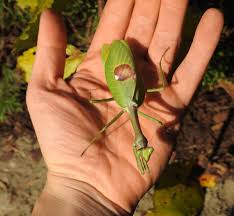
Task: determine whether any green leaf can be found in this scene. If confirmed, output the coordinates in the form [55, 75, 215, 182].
[16, 45, 85, 82]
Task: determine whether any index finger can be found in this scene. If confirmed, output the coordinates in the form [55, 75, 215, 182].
[30, 9, 67, 86]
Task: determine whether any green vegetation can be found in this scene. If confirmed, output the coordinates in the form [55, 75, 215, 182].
[203, 32, 234, 87]
[0, 1, 30, 122]
[0, 65, 23, 121]
[0, 0, 99, 122]
[188, 0, 234, 87]
[15, 0, 99, 52]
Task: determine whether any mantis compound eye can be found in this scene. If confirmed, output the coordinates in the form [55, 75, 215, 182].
[114, 64, 136, 81]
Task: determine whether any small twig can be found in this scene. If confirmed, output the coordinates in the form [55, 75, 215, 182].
[66, 17, 85, 41]
[85, 17, 93, 37]
[210, 108, 233, 161]
[97, 0, 105, 17]
[85, 16, 94, 44]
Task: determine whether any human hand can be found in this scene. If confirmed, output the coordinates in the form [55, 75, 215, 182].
[27, 1, 223, 214]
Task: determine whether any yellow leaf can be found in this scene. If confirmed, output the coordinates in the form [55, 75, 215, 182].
[147, 161, 204, 216]
[16, 47, 36, 82]
[16, 0, 38, 11]
[16, 45, 85, 82]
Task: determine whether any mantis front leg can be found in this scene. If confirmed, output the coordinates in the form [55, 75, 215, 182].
[147, 48, 169, 93]
[127, 105, 154, 174]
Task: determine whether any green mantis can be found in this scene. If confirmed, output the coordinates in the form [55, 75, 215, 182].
[81, 40, 168, 175]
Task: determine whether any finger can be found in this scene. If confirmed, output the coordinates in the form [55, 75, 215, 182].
[125, 0, 160, 56]
[171, 9, 224, 106]
[148, 0, 188, 73]
[88, 0, 134, 53]
[31, 9, 67, 86]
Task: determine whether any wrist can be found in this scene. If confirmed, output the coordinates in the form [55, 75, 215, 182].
[32, 173, 130, 216]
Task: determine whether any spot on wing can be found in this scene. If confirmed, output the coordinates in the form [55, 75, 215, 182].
[114, 64, 136, 81]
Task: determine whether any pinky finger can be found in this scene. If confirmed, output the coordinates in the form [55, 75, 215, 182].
[171, 8, 224, 106]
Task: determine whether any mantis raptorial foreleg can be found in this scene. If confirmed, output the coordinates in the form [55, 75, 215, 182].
[133, 145, 154, 174]
[127, 106, 154, 174]
[80, 110, 125, 156]
[89, 97, 114, 104]
[147, 47, 169, 93]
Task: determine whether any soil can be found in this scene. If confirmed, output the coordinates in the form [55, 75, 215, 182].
[0, 87, 233, 216]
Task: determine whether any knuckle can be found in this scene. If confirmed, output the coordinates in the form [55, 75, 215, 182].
[128, 15, 154, 36]
[154, 30, 180, 46]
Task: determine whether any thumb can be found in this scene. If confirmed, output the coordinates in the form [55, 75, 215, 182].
[30, 9, 67, 87]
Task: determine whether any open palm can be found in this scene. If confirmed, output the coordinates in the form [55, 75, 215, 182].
[28, 1, 223, 214]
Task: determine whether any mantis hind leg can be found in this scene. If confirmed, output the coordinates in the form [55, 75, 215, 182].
[89, 97, 114, 104]
[80, 110, 125, 156]
[138, 110, 163, 125]
[147, 47, 169, 93]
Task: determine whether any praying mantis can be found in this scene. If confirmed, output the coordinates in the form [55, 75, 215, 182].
[81, 40, 168, 175]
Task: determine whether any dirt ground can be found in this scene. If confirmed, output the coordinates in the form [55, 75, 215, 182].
[0, 86, 233, 216]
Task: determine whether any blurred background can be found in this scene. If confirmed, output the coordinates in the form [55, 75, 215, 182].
[0, 0, 233, 215]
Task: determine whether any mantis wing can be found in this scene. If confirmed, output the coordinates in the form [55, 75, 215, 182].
[133, 69, 145, 107]
[101, 44, 111, 65]
[102, 40, 137, 108]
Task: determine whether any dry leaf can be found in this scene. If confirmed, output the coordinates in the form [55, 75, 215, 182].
[218, 80, 234, 100]
[199, 173, 217, 188]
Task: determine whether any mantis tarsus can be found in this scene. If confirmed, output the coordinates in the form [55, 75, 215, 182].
[81, 40, 168, 175]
